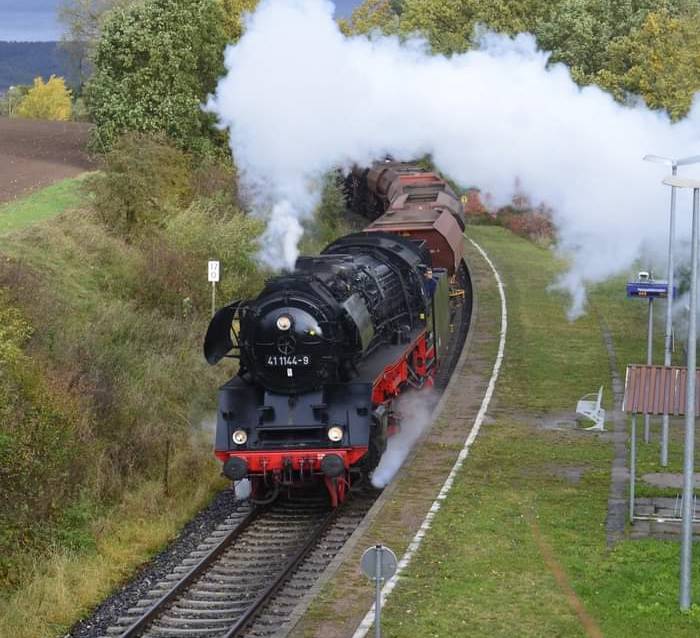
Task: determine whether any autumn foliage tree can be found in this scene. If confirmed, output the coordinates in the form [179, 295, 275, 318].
[594, 8, 700, 120]
[347, 0, 700, 120]
[16, 76, 72, 121]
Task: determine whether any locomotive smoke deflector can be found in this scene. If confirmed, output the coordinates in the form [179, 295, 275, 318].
[204, 300, 242, 365]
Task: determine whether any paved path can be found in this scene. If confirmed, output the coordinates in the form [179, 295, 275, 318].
[599, 317, 629, 546]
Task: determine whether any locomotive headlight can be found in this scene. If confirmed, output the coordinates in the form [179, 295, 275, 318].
[232, 429, 248, 445]
[327, 426, 343, 442]
[276, 315, 292, 331]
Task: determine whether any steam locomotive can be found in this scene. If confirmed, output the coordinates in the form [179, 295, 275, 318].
[204, 161, 471, 505]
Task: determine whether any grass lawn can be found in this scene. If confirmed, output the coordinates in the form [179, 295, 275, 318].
[0, 175, 90, 234]
[378, 226, 700, 637]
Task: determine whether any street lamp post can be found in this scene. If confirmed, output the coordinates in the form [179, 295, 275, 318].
[662, 175, 700, 611]
[644, 155, 700, 464]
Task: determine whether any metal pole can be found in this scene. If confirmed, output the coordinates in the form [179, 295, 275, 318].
[645, 297, 654, 443]
[680, 187, 699, 610]
[662, 166, 678, 466]
[630, 415, 637, 523]
[375, 545, 382, 638]
[211, 282, 216, 318]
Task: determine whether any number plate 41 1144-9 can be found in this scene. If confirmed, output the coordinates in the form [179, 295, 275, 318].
[266, 355, 310, 366]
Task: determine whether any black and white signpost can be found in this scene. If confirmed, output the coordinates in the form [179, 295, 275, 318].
[208, 260, 220, 318]
[360, 544, 398, 638]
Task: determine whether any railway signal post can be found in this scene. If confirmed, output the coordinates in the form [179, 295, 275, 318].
[208, 259, 220, 318]
[644, 154, 700, 464]
[662, 175, 700, 610]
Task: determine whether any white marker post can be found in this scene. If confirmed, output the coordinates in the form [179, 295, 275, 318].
[208, 260, 220, 317]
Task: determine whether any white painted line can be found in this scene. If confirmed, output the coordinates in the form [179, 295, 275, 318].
[352, 238, 508, 637]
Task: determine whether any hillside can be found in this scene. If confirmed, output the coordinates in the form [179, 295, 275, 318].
[0, 42, 77, 92]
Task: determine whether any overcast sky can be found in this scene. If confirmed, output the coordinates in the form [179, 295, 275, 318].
[0, 0, 362, 42]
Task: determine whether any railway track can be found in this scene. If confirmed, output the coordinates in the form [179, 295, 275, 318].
[91, 271, 473, 638]
[103, 491, 373, 638]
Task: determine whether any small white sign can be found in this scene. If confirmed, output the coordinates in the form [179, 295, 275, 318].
[208, 260, 220, 283]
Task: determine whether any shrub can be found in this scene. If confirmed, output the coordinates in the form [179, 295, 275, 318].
[163, 197, 265, 310]
[86, 132, 193, 239]
[16, 76, 72, 121]
[497, 206, 556, 244]
[0, 290, 90, 586]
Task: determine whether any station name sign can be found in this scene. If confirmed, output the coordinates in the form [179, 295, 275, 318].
[626, 281, 676, 299]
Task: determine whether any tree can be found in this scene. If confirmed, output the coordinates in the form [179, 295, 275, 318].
[534, 0, 690, 80]
[0, 85, 30, 118]
[220, 0, 259, 41]
[339, 0, 401, 36]
[85, 0, 229, 153]
[594, 8, 700, 120]
[399, 0, 554, 54]
[16, 76, 72, 121]
[347, 0, 700, 121]
[58, 0, 135, 89]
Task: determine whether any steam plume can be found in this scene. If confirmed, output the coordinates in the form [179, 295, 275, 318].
[371, 391, 436, 489]
[207, 0, 700, 313]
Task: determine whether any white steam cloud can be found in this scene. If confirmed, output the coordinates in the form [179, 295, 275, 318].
[207, 0, 700, 314]
[370, 391, 436, 489]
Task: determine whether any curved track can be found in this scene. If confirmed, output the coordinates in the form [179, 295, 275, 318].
[98, 263, 474, 638]
[104, 493, 374, 638]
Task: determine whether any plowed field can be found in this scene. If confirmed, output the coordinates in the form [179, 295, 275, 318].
[0, 117, 94, 203]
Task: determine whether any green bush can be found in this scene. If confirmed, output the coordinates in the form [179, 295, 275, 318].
[86, 133, 193, 239]
[86, 0, 228, 153]
[0, 291, 90, 586]
[164, 197, 266, 309]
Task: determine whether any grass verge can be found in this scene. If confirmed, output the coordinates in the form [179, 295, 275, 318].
[0, 174, 91, 233]
[377, 226, 700, 636]
[294, 226, 700, 637]
[0, 456, 225, 638]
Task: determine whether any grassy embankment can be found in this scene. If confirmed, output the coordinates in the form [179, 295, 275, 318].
[0, 175, 89, 233]
[0, 156, 352, 638]
[375, 226, 700, 636]
[0, 196, 231, 636]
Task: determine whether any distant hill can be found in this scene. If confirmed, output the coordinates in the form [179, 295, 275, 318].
[0, 42, 77, 94]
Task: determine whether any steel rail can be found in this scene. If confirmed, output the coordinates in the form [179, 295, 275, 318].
[118, 505, 260, 638]
[222, 507, 339, 637]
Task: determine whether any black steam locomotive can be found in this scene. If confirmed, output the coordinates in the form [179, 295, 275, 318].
[205, 163, 469, 505]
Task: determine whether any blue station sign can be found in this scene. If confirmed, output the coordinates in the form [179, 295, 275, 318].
[626, 281, 676, 299]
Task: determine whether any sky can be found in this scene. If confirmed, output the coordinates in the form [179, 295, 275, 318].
[0, 0, 362, 42]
